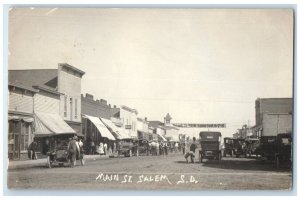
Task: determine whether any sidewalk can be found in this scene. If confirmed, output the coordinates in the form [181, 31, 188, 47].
[7, 154, 110, 170]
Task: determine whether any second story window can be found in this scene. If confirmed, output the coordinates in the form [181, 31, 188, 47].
[64, 96, 67, 117]
[75, 98, 78, 119]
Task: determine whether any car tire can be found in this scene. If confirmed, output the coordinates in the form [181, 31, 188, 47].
[129, 150, 132, 157]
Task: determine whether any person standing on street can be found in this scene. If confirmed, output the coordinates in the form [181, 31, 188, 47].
[28, 138, 38, 160]
[184, 137, 197, 163]
[68, 136, 78, 167]
[104, 142, 108, 155]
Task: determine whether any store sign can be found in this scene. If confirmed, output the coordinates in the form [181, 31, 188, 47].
[125, 125, 132, 129]
[173, 123, 226, 128]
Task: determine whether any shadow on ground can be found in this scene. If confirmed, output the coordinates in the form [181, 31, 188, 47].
[174, 158, 292, 172]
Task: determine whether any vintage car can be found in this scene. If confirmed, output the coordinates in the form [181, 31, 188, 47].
[137, 139, 150, 156]
[117, 138, 135, 157]
[274, 133, 292, 168]
[38, 133, 84, 168]
[260, 133, 292, 168]
[223, 137, 234, 157]
[199, 131, 222, 163]
[232, 138, 246, 158]
[260, 136, 277, 161]
[245, 138, 261, 158]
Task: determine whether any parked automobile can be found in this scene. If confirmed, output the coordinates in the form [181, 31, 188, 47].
[137, 139, 150, 156]
[245, 138, 261, 158]
[274, 133, 292, 169]
[223, 137, 234, 157]
[199, 131, 222, 163]
[117, 139, 135, 157]
[260, 132, 292, 168]
[232, 138, 246, 158]
[38, 133, 84, 168]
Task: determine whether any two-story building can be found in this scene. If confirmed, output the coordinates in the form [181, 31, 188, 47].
[119, 105, 138, 139]
[8, 82, 36, 160]
[137, 117, 149, 140]
[8, 63, 84, 159]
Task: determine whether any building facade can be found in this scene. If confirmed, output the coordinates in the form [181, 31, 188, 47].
[137, 117, 149, 140]
[255, 98, 293, 126]
[8, 63, 85, 159]
[119, 105, 138, 139]
[255, 98, 293, 138]
[8, 83, 36, 160]
[81, 93, 117, 144]
[58, 63, 85, 133]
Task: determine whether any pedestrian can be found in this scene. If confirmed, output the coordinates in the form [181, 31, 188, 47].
[68, 136, 79, 167]
[113, 142, 116, 154]
[99, 142, 104, 155]
[104, 142, 108, 155]
[184, 137, 197, 163]
[164, 142, 168, 155]
[90, 140, 95, 155]
[175, 142, 179, 152]
[27, 138, 38, 160]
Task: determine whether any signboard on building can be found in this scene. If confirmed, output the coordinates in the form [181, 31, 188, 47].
[173, 123, 226, 128]
[125, 125, 132, 129]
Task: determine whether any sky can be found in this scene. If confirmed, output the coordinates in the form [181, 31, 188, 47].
[8, 8, 294, 138]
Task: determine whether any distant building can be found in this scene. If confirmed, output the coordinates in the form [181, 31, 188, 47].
[148, 113, 180, 142]
[137, 117, 149, 140]
[120, 105, 138, 139]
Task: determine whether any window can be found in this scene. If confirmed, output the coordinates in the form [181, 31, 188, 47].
[64, 96, 67, 117]
[75, 98, 78, 119]
[70, 98, 73, 120]
[20, 123, 30, 151]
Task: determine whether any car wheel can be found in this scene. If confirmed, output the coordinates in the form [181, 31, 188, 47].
[81, 158, 85, 166]
[200, 153, 203, 163]
[129, 150, 132, 157]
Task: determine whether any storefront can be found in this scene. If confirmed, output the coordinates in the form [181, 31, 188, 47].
[8, 113, 34, 160]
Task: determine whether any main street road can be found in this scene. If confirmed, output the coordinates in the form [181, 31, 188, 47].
[7, 153, 292, 190]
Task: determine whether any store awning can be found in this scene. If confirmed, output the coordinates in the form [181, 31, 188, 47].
[116, 127, 131, 139]
[100, 118, 122, 139]
[34, 112, 75, 137]
[8, 115, 34, 122]
[83, 115, 115, 140]
[157, 132, 167, 142]
[165, 134, 179, 142]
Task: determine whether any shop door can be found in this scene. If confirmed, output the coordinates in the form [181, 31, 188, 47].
[8, 121, 20, 160]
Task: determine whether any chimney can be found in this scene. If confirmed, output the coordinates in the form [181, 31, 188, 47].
[86, 93, 94, 100]
[145, 117, 147, 121]
[114, 105, 117, 108]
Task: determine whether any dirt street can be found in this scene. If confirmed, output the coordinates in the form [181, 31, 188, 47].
[7, 152, 292, 191]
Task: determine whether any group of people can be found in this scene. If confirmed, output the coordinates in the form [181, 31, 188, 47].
[149, 141, 169, 156]
[67, 135, 84, 167]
